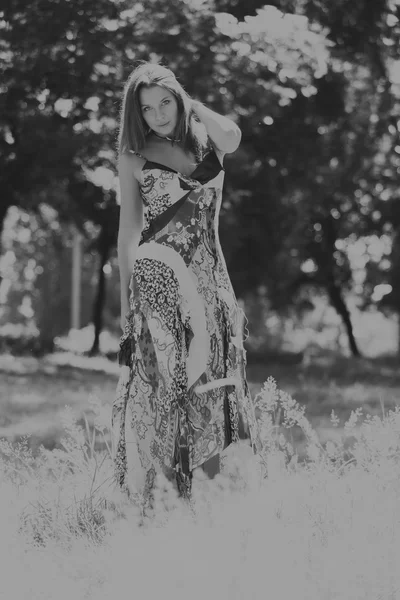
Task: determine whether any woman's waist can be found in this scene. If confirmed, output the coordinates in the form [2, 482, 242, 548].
[134, 241, 232, 296]
[136, 236, 227, 271]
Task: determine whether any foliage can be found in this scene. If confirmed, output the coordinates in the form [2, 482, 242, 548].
[0, 400, 116, 546]
[0, 206, 103, 350]
[2, 0, 400, 353]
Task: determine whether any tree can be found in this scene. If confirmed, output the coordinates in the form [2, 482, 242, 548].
[3, 0, 400, 357]
[0, 0, 126, 347]
[211, 1, 400, 355]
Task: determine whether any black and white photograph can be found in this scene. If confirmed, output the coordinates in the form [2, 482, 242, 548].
[1, 0, 400, 598]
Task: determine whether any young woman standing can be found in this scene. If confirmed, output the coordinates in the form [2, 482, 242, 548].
[113, 61, 261, 508]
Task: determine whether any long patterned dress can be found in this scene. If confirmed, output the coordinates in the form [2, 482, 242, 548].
[112, 146, 262, 504]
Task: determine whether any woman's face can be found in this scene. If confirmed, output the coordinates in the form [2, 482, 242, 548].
[139, 85, 179, 138]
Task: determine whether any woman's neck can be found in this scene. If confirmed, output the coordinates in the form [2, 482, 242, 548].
[151, 131, 181, 144]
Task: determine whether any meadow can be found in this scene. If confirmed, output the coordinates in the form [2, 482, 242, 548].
[1, 349, 400, 599]
[1, 349, 400, 457]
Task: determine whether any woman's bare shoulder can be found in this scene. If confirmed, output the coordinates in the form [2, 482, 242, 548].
[118, 150, 147, 181]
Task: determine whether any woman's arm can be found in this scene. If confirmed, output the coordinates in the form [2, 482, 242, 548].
[117, 153, 144, 330]
[191, 100, 241, 154]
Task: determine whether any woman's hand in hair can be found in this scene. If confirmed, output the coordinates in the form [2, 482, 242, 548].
[190, 99, 241, 154]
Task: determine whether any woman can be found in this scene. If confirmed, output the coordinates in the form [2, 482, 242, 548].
[112, 61, 261, 507]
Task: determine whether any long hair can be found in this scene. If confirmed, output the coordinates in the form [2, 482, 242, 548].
[117, 62, 209, 162]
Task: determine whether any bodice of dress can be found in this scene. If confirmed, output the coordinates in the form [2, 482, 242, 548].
[137, 149, 226, 260]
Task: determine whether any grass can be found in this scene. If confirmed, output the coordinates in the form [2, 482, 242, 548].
[2, 348, 399, 460]
[0, 352, 117, 452]
[249, 350, 400, 458]
[2, 355, 400, 599]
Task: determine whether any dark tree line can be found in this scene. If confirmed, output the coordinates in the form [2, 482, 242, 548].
[1, 0, 400, 355]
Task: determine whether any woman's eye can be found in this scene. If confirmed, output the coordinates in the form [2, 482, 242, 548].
[163, 100, 170, 105]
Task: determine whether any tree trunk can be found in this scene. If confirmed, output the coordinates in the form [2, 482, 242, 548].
[70, 229, 83, 330]
[311, 214, 361, 357]
[89, 229, 112, 356]
[389, 232, 400, 359]
[326, 280, 361, 357]
[0, 201, 11, 241]
[0, 202, 11, 284]
[394, 307, 400, 361]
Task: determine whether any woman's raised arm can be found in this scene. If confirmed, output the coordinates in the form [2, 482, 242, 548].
[191, 100, 241, 154]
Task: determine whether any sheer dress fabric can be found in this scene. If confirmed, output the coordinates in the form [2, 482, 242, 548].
[112, 147, 262, 504]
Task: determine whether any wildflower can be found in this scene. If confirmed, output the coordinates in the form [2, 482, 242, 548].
[330, 410, 340, 427]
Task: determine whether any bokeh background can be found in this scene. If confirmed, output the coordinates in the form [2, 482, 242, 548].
[2, 0, 400, 456]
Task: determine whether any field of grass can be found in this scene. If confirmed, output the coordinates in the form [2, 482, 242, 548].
[249, 351, 400, 457]
[0, 352, 118, 452]
[2, 349, 400, 599]
[1, 349, 400, 458]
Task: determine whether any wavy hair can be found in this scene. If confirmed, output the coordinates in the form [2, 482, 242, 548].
[117, 62, 209, 162]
